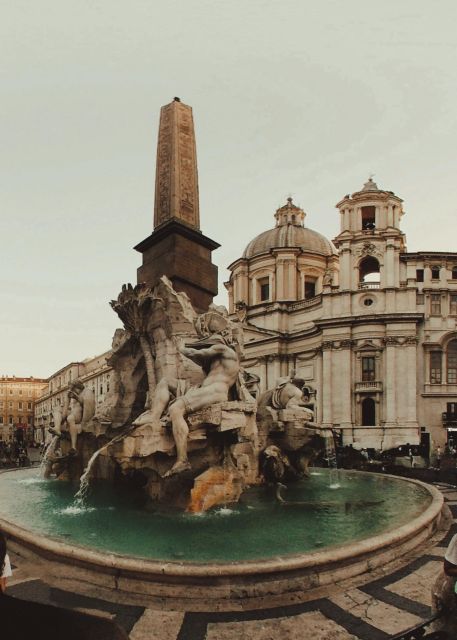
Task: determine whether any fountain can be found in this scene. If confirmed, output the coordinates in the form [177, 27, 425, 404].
[0, 274, 446, 608]
[0, 98, 448, 611]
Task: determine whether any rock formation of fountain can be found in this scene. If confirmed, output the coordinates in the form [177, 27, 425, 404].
[44, 276, 330, 512]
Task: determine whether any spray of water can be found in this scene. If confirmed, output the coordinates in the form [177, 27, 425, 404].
[322, 429, 340, 489]
[74, 429, 132, 506]
[38, 435, 59, 477]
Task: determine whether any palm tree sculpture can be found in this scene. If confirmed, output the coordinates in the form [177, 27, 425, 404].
[110, 283, 158, 401]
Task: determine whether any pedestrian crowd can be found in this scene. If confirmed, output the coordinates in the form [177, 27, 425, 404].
[0, 442, 30, 468]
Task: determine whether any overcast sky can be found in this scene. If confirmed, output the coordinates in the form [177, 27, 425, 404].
[2, 1, 457, 378]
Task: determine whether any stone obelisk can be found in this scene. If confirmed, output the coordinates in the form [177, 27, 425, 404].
[135, 98, 220, 312]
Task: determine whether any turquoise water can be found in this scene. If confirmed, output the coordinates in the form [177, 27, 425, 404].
[0, 468, 431, 563]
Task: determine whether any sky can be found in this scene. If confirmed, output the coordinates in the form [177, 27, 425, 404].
[2, 0, 457, 378]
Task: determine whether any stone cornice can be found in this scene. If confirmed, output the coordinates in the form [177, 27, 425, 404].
[316, 313, 423, 330]
[134, 220, 220, 254]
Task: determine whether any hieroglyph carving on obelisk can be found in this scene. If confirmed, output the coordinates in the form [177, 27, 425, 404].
[154, 98, 200, 230]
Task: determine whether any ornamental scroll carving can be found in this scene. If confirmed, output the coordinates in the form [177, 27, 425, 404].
[355, 242, 383, 260]
[382, 335, 418, 346]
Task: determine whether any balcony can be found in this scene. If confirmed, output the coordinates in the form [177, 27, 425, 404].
[442, 412, 457, 427]
[355, 381, 383, 393]
[358, 282, 380, 290]
[289, 294, 323, 312]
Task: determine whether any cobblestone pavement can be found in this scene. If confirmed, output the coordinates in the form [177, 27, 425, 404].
[6, 483, 457, 640]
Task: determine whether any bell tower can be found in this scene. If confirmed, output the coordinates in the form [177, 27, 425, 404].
[134, 98, 220, 312]
[333, 177, 406, 291]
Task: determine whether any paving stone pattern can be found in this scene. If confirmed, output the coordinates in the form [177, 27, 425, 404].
[8, 483, 456, 640]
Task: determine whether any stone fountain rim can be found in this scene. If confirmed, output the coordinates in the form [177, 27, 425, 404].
[0, 468, 443, 579]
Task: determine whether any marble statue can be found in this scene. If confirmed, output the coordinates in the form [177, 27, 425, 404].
[49, 381, 96, 452]
[259, 374, 315, 417]
[131, 304, 247, 476]
[257, 374, 325, 482]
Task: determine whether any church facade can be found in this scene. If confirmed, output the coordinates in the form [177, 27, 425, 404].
[226, 178, 457, 455]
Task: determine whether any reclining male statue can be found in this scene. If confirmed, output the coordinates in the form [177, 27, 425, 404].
[133, 308, 244, 476]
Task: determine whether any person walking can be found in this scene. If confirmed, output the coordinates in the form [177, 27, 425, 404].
[0, 531, 12, 593]
[436, 445, 442, 469]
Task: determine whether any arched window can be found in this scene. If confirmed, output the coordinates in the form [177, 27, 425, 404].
[359, 256, 380, 288]
[447, 340, 457, 384]
[361, 206, 376, 230]
[361, 397, 376, 426]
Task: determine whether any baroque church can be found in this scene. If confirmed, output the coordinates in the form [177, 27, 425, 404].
[34, 99, 457, 459]
[225, 179, 457, 455]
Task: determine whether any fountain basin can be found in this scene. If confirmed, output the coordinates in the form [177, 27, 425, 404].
[0, 468, 446, 610]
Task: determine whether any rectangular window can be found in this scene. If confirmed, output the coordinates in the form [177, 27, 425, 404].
[431, 266, 440, 279]
[8, 401, 12, 409]
[431, 293, 441, 315]
[448, 349, 457, 384]
[304, 279, 317, 300]
[362, 356, 376, 381]
[416, 293, 425, 305]
[18, 402, 23, 410]
[430, 352, 442, 384]
[448, 403, 457, 416]
[27, 402, 32, 410]
[8, 416, 13, 424]
[416, 269, 424, 282]
[451, 294, 457, 315]
[0, 417, 3, 424]
[258, 277, 270, 302]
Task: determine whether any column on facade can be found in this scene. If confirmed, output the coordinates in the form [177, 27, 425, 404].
[337, 342, 352, 428]
[406, 337, 418, 425]
[260, 356, 268, 393]
[316, 352, 323, 424]
[276, 259, 285, 300]
[384, 337, 397, 427]
[356, 207, 362, 232]
[387, 204, 394, 227]
[342, 208, 350, 232]
[339, 247, 352, 291]
[321, 342, 333, 427]
[239, 269, 248, 305]
[396, 343, 407, 424]
[280, 355, 289, 378]
[384, 244, 395, 288]
[393, 205, 400, 228]
[375, 205, 381, 229]
[272, 356, 281, 386]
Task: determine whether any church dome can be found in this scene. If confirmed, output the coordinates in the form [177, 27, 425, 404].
[242, 198, 337, 259]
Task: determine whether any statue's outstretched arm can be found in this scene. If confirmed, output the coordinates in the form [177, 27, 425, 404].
[180, 344, 226, 363]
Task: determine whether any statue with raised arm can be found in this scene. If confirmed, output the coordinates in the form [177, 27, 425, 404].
[132, 306, 242, 476]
